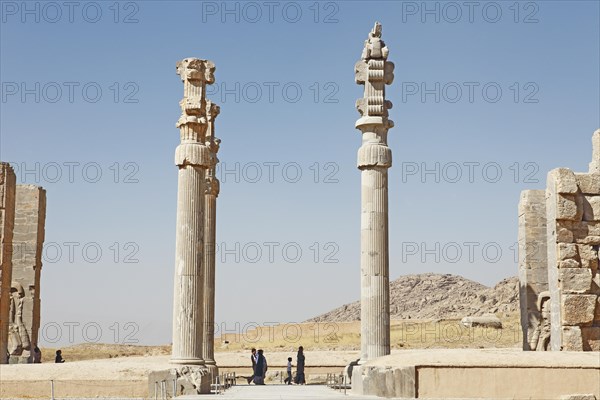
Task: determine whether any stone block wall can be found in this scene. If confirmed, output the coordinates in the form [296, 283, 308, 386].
[9, 185, 46, 363]
[0, 163, 16, 364]
[519, 129, 600, 352]
[518, 190, 549, 350]
[546, 167, 600, 351]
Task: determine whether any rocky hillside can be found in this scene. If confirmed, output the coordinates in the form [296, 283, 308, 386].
[307, 273, 519, 322]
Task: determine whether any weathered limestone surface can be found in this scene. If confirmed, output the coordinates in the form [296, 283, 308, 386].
[148, 366, 210, 397]
[562, 294, 597, 325]
[518, 189, 548, 350]
[355, 22, 395, 362]
[9, 185, 46, 364]
[581, 326, 600, 351]
[352, 349, 600, 399]
[201, 99, 220, 374]
[519, 131, 600, 352]
[171, 58, 215, 373]
[352, 365, 416, 398]
[545, 132, 600, 351]
[0, 163, 16, 364]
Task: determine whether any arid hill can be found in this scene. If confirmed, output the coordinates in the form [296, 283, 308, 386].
[307, 273, 519, 322]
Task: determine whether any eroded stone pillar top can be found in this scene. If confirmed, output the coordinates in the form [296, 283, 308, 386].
[361, 22, 389, 61]
[590, 128, 600, 173]
[355, 23, 394, 170]
[355, 22, 395, 131]
[176, 58, 215, 85]
[205, 100, 220, 147]
[205, 100, 221, 198]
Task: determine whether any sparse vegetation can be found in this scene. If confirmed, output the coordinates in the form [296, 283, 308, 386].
[41, 312, 521, 362]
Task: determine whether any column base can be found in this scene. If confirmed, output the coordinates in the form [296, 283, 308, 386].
[204, 363, 219, 383]
[149, 365, 211, 396]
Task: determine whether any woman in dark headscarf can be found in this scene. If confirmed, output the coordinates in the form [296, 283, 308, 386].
[253, 349, 266, 385]
[295, 346, 305, 384]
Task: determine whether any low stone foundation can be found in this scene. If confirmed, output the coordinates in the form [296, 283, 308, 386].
[0, 380, 147, 398]
[352, 349, 600, 399]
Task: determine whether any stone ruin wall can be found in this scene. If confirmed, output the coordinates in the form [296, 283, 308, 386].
[546, 167, 600, 351]
[0, 163, 16, 364]
[519, 130, 600, 351]
[9, 185, 47, 363]
[518, 189, 548, 350]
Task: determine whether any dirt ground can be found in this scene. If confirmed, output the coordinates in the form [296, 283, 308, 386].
[34, 314, 521, 364]
[1, 315, 522, 398]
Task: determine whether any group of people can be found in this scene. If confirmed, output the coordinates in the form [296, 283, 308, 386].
[247, 346, 305, 385]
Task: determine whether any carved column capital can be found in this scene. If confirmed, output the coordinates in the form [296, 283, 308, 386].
[355, 22, 394, 170]
[355, 22, 395, 124]
[175, 58, 216, 168]
[176, 58, 216, 86]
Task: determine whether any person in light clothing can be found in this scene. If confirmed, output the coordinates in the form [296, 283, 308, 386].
[284, 357, 293, 385]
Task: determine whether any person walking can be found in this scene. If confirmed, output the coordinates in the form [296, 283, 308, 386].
[284, 357, 293, 385]
[261, 350, 268, 382]
[247, 348, 257, 384]
[253, 349, 266, 385]
[295, 346, 305, 384]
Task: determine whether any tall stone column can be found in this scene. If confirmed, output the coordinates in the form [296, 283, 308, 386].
[355, 22, 395, 362]
[202, 100, 220, 371]
[171, 58, 215, 366]
[10, 185, 46, 364]
[0, 163, 16, 364]
[517, 190, 549, 350]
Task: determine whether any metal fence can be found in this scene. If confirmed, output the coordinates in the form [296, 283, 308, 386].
[326, 372, 349, 395]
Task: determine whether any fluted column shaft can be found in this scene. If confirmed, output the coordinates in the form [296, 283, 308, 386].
[172, 165, 206, 364]
[357, 129, 392, 362]
[360, 165, 390, 361]
[202, 191, 217, 364]
[201, 101, 220, 367]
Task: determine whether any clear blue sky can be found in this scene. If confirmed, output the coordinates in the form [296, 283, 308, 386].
[1, 1, 598, 346]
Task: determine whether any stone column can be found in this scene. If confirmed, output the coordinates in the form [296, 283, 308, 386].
[9, 185, 46, 363]
[518, 190, 549, 350]
[0, 163, 16, 364]
[202, 100, 220, 371]
[171, 58, 215, 365]
[354, 22, 395, 362]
